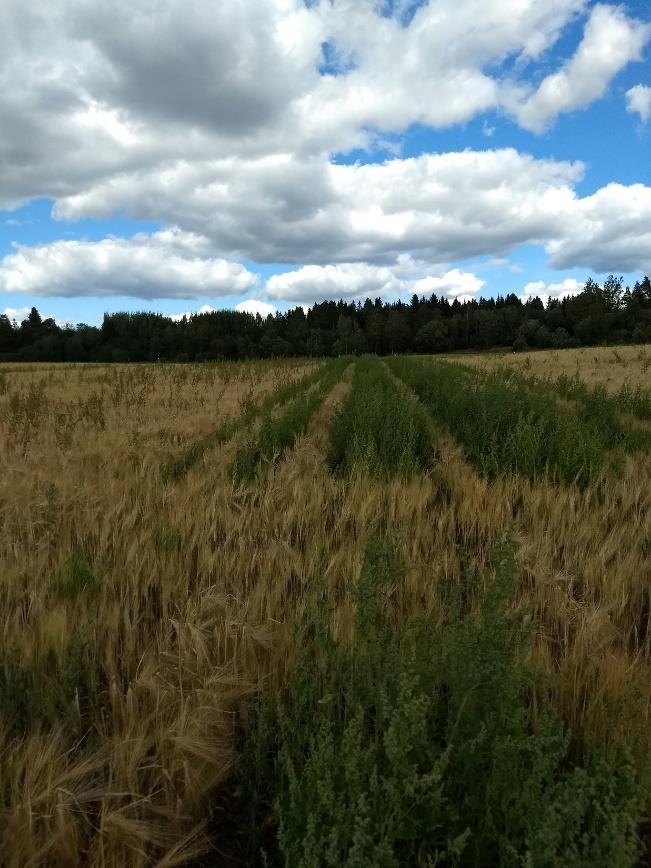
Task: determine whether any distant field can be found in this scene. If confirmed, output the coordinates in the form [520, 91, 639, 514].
[441, 343, 651, 392]
[1, 351, 650, 866]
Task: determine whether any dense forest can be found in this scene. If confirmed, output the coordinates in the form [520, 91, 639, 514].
[2, 275, 650, 362]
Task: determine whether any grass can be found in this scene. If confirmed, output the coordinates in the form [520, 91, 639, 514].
[235, 535, 645, 867]
[388, 356, 611, 484]
[0, 349, 649, 865]
[232, 357, 350, 483]
[327, 355, 434, 479]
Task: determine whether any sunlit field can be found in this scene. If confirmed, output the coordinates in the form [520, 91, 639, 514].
[1, 349, 650, 866]
[442, 343, 651, 392]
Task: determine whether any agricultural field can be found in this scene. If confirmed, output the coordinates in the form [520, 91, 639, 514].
[442, 344, 651, 393]
[0, 349, 650, 867]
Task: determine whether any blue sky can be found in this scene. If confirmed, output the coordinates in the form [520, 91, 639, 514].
[1, 0, 650, 325]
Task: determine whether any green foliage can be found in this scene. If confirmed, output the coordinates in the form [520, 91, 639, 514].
[162, 362, 332, 482]
[234, 537, 645, 866]
[388, 357, 608, 484]
[5, 273, 651, 363]
[232, 391, 324, 483]
[155, 525, 184, 552]
[328, 356, 434, 479]
[50, 552, 100, 600]
[0, 635, 98, 736]
[232, 358, 350, 484]
[555, 372, 651, 427]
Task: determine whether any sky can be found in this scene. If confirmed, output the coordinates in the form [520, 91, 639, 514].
[0, 0, 650, 326]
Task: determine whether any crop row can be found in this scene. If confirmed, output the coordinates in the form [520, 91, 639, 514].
[496, 367, 651, 453]
[234, 536, 645, 866]
[162, 361, 330, 482]
[388, 357, 614, 484]
[327, 355, 433, 479]
[552, 372, 651, 423]
[232, 357, 350, 483]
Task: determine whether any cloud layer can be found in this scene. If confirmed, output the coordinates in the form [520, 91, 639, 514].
[1, 0, 648, 209]
[1, 0, 650, 308]
[520, 278, 583, 304]
[50, 148, 651, 277]
[0, 229, 258, 299]
[512, 4, 649, 132]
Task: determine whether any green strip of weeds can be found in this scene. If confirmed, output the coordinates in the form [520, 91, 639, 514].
[232, 535, 647, 867]
[161, 362, 331, 482]
[482, 366, 651, 455]
[327, 355, 434, 479]
[388, 357, 614, 485]
[231, 357, 350, 484]
[552, 372, 651, 430]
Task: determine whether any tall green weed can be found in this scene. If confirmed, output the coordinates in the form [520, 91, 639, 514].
[162, 362, 333, 482]
[232, 358, 350, 483]
[328, 356, 434, 479]
[388, 358, 606, 484]
[234, 536, 646, 866]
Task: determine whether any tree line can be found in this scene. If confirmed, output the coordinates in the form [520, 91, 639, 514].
[1, 275, 650, 363]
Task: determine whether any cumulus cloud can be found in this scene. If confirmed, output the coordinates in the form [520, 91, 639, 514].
[168, 303, 217, 321]
[56, 149, 584, 266]
[546, 183, 651, 273]
[3, 306, 32, 323]
[626, 84, 651, 122]
[235, 299, 278, 318]
[512, 4, 650, 132]
[264, 262, 486, 306]
[520, 278, 583, 304]
[51, 146, 651, 277]
[0, 0, 649, 293]
[266, 263, 404, 303]
[3, 306, 73, 328]
[0, 229, 258, 299]
[0, 0, 632, 212]
[412, 270, 486, 303]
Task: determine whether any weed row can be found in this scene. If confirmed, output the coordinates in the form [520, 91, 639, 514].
[327, 355, 434, 479]
[553, 372, 651, 425]
[388, 356, 613, 484]
[231, 358, 350, 483]
[487, 366, 651, 453]
[234, 536, 645, 866]
[162, 362, 329, 481]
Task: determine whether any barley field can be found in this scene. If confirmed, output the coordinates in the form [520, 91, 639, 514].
[1, 348, 650, 866]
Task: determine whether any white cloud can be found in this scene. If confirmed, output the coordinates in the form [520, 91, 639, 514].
[412, 269, 486, 303]
[235, 299, 277, 318]
[512, 4, 650, 132]
[56, 149, 584, 266]
[626, 84, 651, 123]
[266, 262, 404, 303]
[0, 229, 258, 299]
[0, 0, 648, 293]
[546, 182, 651, 273]
[0, 0, 623, 213]
[9, 145, 651, 284]
[169, 300, 277, 320]
[520, 277, 583, 304]
[264, 261, 486, 306]
[168, 303, 217, 321]
[3, 306, 32, 322]
[3, 306, 73, 328]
